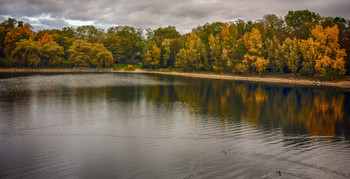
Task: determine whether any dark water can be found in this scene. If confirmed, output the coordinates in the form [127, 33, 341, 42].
[0, 73, 349, 178]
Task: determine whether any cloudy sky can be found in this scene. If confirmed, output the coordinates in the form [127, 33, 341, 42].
[1, 0, 350, 34]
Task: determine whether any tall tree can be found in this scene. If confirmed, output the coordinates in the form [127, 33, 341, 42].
[285, 10, 321, 30]
[90, 43, 113, 68]
[41, 41, 64, 67]
[175, 31, 207, 71]
[153, 26, 180, 45]
[302, 25, 346, 79]
[76, 25, 105, 43]
[151, 45, 161, 69]
[209, 33, 221, 72]
[161, 39, 171, 67]
[243, 28, 269, 74]
[68, 40, 92, 67]
[12, 39, 41, 67]
[282, 38, 300, 76]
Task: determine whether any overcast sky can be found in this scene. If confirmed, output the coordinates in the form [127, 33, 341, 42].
[1, 0, 349, 34]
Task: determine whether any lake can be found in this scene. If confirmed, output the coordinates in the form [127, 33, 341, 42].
[0, 73, 349, 178]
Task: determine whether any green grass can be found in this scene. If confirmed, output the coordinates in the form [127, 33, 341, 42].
[113, 64, 142, 71]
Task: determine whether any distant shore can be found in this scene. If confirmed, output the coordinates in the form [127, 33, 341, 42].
[1, 68, 350, 89]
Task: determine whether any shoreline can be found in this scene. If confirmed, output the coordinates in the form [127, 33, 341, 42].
[1, 68, 350, 89]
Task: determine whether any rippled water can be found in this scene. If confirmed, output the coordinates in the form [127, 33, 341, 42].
[0, 73, 349, 178]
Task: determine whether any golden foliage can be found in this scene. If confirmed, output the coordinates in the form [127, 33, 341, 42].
[243, 28, 269, 74]
[300, 25, 347, 78]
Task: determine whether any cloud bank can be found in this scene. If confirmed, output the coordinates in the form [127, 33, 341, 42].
[1, 0, 349, 33]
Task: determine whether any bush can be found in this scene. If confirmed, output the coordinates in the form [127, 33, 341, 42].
[56, 60, 74, 68]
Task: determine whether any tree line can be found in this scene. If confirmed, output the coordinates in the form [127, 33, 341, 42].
[0, 10, 349, 79]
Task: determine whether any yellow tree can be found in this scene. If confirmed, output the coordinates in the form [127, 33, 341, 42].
[300, 25, 346, 78]
[243, 28, 269, 74]
[313, 25, 346, 78]
[221, 48, 233, 72]
[209, 33, 221, 72]
[161, 39, 171, 67]
[220, 23, 233, 49]
[68, 40, 92, 67]
[175, 31, 206, 71]
[91, 43, 113, 68]
[300, 38, 318, 76]
[12, 39, 41, 67]
[151, 45, 161, 69]
[41, 41, 64, 67]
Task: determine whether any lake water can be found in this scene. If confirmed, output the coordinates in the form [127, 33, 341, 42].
[0, 73, 349, 178]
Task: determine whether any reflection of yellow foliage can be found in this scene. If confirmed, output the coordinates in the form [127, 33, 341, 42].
[146, 77, 347, 138]
[305, 93, 345, 135]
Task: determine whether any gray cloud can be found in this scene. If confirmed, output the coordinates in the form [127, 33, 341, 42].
[1, 0, 349, 33]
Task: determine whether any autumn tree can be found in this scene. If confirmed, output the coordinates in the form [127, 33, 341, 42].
[266, 36, 284, 72]
[243, 28, 269, 74]
[175, 31, 207, 71]
[141, 41, 160, 69]
[90, 43, 113, 68]
[282, 38, 300, 76]
[68, 40, 93, 67]
[208, 33, 222, 72]
[161, 39, 171, 67]
[221, 48, 233, 72]
[51, 27, 75, 59]
[300, 25, 346, 79]
[41, 41, 64, 67]
[12, 39, 41, 67]
[220, 23, 233, 49]
[4, 24, 33, 55]
[142, 50, 152, 68]
[151, 45, 161, 69]
[38, 33, 53, 46]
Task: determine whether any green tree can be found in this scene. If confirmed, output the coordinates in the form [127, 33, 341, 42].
[285, 10, 321, 30]
[76, 25, 105, 43]
[153, 26, 180, 45]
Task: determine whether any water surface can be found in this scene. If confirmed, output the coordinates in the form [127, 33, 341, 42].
[0, 73, 349, 178]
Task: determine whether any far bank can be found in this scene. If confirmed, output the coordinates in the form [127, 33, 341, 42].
[1, 68, 350, 89]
